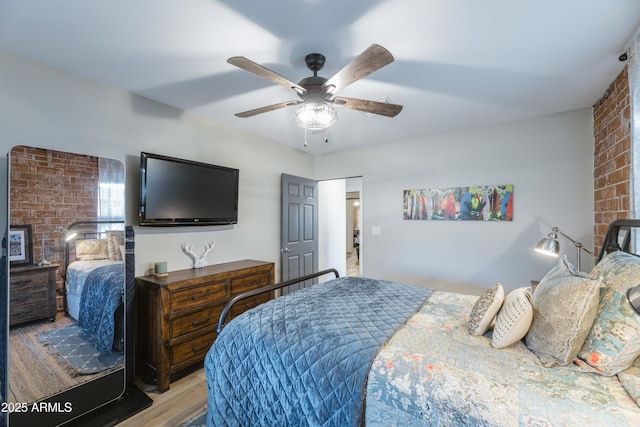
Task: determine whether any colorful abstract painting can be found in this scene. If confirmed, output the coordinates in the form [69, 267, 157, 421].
[403, 185, 513, 221]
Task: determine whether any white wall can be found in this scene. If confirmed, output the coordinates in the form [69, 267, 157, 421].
[0, 49, 314, 278]
[314, 109, 595, 294]
[318, 179, 346, 278]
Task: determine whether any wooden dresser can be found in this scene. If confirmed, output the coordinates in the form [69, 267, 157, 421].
[135, 259, 274, 392]
[9, 263, 59, 326]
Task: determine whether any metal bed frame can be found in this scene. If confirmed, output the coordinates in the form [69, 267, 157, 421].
[216, 268, 339, 334]
[63, 220, 125, 279]
[63, 219, 126, 353]
[216, 219, 640, 335]
[598, 218, 638, 261]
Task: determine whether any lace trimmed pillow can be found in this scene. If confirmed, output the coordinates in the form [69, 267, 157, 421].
[468, 284, 504, 336]
[75, 238, 109, 260]
[525, 255, 603, 367]
[492, 287, 533, 349]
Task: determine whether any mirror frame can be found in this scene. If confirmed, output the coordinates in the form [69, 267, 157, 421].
[5, 147, 132, 425]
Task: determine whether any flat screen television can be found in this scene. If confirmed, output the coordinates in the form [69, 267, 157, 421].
[139, 152, 239, 226]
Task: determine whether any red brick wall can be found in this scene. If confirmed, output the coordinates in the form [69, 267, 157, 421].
[593, 66, 632, 256]
[9, 146, 99, 309]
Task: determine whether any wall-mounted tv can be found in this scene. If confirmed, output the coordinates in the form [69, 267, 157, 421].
[139, 152, 239, 226]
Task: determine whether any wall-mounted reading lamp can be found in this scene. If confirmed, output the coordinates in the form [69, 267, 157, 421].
[535, 226, 594, 271]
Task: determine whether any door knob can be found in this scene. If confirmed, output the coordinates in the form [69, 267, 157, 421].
[281, 247, 291, 253]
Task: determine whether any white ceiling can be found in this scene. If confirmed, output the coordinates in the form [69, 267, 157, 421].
[1, 1, 639, 155]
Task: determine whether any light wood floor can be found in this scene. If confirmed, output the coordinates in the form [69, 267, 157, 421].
[117, 369, 208, 426]
[347, 250, 360, 277]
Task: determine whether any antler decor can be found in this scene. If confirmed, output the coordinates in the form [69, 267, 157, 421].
[182, 241, 216, 268]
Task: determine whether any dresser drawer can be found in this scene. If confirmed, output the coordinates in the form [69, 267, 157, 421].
[170, 331, 216, 367]
[231, 271, 270, 295]
[170, 305, 223, 340]
[10, 270, 50, 288]
[10, 281, 49, 305]
[10, 289, 48, 309]
[170, 280, 227, 312]
[230, 291, 272, 318]
[10, 294, 49, 324]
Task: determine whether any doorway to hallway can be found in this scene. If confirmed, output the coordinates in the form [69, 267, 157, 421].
[318, 177, 363, 278]
[346, 189, 361, 277]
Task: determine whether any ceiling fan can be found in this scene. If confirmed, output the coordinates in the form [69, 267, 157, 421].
[227, 44, 403, 131]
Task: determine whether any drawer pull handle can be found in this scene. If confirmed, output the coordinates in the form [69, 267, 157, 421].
[192, 340, 213, 353]
[244, 279, 262, 287]
[12, 279, 32, 286]
[13, 310, 32, 317]
[10, 295, 31, 303]
[191, 316, 211, 327]
[191, 291, 211, 301]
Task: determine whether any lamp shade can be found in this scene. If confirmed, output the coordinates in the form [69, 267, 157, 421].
[61, 229, 78, 242]
[535, 231, 560, 257]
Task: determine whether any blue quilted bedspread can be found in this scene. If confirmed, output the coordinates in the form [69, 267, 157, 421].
[77, 263, 123, 352]
[205, 276, 433, 427]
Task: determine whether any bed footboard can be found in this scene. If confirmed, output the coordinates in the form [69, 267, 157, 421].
[216, 268, 339, 333]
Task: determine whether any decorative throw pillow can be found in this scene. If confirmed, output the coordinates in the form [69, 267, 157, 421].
[75, 239, 109, 260]
[578, 251, 640, 375]
[492, 287, 533, 349]
[106, 230, 125, 260]
[525, 256, 603, 366]
[468, 283, 504, 336]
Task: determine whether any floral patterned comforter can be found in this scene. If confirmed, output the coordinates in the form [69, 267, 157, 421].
[365, 291, 640, 426]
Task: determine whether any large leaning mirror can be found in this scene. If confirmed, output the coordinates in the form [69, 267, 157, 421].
[6, 146, 127, 425]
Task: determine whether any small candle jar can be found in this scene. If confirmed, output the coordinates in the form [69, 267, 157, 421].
[154, 261, 168, 275]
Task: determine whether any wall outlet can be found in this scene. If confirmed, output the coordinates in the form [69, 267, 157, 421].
[371, 226, 381, 236]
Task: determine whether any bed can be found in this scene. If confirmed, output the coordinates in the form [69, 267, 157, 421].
[205, 219, 640, 426]
[63, 221, 126, 353]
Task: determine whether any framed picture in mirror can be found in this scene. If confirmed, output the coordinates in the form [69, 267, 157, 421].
[8, 224, 33, 266]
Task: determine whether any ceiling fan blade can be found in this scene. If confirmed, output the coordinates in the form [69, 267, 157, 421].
[333, 96, 403, 117]
[235, 100, 301, 118]
[228, 56, 307, 94]
[322, 44, 394, 94]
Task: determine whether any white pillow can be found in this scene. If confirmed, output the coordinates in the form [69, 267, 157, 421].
[492, 287, 533, 349]
[468, 284, 504, 336]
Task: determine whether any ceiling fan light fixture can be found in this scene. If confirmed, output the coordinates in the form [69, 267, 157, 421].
[293, 101, 338, 130]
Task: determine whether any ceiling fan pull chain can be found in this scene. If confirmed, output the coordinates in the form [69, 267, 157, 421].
[304, 126, 308, 147]
[325, 128, 328, 143]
